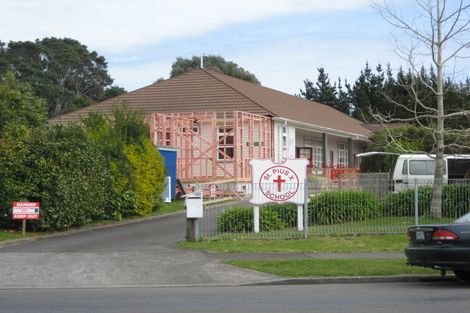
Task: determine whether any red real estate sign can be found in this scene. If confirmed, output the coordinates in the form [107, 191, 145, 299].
[12, 202, 40, 220]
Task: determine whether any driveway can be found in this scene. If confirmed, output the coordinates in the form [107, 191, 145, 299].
[0, 212, 275, 288]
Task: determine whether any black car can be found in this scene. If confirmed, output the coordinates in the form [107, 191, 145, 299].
[405, 212, 470, 282]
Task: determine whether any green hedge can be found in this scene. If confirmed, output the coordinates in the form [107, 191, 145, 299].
[382, 184, 470, 218]
[217, 206, 291, 233]
[381, 186, 432, 217]
[442, 184, 470, 218]
[264, 203, 298, 227]
[308, 190, 381, 225]
[0, 124, 113, 231]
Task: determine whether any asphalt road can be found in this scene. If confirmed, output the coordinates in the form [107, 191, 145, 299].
[0, 212, 275, 288]
[0, 213, 186, 252]
[1, 282, 469, 313]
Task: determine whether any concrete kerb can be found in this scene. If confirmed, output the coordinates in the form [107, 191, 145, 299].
[246, 275, 460, 286]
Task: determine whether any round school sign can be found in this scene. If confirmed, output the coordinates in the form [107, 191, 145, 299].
[250, 159, 308, 205]
[259, 166, 299, 201]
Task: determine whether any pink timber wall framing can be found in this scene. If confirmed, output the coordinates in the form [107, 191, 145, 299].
[150, 111, 273, 182]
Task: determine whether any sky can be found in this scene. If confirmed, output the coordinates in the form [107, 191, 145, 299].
[1, 0, 468, 95]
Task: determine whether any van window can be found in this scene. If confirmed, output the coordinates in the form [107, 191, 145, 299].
[409, 160, 435, 175]
[402, 160, 408, 175]
[409, 160, 446, 175]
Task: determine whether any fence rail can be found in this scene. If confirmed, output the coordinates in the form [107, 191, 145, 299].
[196, 178, 470, 240]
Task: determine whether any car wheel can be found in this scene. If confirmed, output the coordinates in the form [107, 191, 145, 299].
[453, 270, 470, 283]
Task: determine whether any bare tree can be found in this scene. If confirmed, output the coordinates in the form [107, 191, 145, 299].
[371, 0, 470, 217]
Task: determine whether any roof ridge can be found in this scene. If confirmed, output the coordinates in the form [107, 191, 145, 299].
[202, 69, 278, 116]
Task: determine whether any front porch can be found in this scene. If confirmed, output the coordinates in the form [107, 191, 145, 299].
[274, 118, 367, 180]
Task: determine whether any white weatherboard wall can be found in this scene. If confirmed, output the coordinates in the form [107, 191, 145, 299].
[273, 121, 296, 162]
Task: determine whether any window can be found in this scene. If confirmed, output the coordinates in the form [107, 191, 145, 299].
[218, 127, 234, 160]
[314, 141, 323, 168]
[337, 143, 348, 167]
[409, 160, 445, 175]
[281, 126, 288, 159]
[304, 137, 314, 146]
[402, 160, 408, 175]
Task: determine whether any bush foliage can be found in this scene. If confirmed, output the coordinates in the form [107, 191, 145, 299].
[0, 74, 165, 230]
[308, 191, 381, 225]
[382, 184, 470, 218]
[217, 206, 291, 233]
[0, 124, 112, 230]
[82, 107, 165, 218]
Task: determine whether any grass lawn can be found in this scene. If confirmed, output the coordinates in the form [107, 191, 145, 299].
[0, 230, 43, 242]
[0, 230, 27, 241]
[178, 234, 408, 253]
[223, 259, 437, 277]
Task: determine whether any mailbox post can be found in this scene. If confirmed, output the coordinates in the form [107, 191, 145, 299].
[185, 191, 203, 241]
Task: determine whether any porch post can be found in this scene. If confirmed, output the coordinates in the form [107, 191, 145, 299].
[348, 138, 353, 167]
[322, 133, 328, 167]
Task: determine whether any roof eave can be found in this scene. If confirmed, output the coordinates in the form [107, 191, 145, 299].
[273, 117, 370, 142]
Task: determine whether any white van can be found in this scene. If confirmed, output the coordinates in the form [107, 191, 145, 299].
[357, 152, 470, 192]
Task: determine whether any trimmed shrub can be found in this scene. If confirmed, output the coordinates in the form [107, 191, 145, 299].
[264, 203, 298, 227]
[381, 184, 470, 218]
[123, 141, 165, 216]
[442, 184, 470, 218]
[308, 190, 381, 225]
[82, 107, 166, 217]
[217, 206, 285, 233]
[381, 186, 432, 217]
[0, 124, 113, 231]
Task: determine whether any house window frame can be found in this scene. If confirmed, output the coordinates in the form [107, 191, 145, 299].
[337, 143, 348, 167]
[217, 126, 234, 161]
[281, 126, 288, 159]
[313, 141, 323, 169]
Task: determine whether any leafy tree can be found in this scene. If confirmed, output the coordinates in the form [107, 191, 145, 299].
[0, 72, 47, 136]
[351, 63, 395, 120]
[170, 55, 261, 84]
[336, 78, 353, 114]
[369, 125, 435, 154]
[103, 85, 127, 100]
[300, 68, 351, 114]
[0, 37, 124, 117]
[301, 68, 336, 106]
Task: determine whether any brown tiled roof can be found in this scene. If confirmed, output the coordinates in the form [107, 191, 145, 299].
[50, 69, 371, 139]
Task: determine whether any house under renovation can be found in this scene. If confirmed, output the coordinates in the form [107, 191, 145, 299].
[51, 69, 371, 184]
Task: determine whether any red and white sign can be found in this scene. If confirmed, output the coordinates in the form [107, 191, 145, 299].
[12, 202, 40, 220]
[250, 159, 308, 205]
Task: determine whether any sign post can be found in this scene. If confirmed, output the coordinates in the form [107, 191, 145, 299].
[250, 159, 308, 233]
[12, 202, 40, 237]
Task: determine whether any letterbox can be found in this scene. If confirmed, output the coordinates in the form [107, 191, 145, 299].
[185, 191, 203, 218]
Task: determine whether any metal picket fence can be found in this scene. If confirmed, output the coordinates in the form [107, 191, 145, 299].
[196, 178, 470, 240]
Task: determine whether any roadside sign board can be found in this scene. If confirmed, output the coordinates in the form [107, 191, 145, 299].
[250, 159, 308, 205]
[12, 202, 40, 220]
